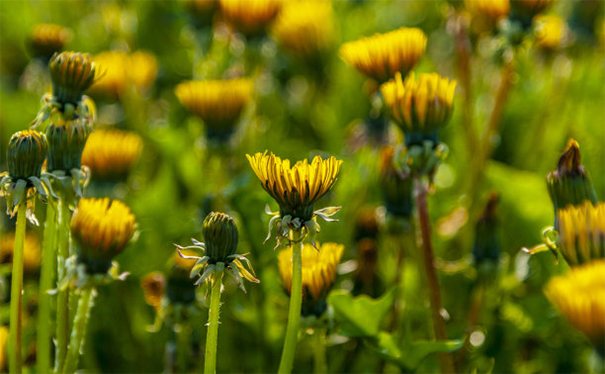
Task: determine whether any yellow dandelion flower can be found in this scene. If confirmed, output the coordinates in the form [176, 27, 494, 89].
[545, 259, 605, 348]
[219, 0, 282, 36]
[0, 233, 41, 273]
[90, 50, 158, 99]
[175, 79, 253, 141]
[247, 151, 342, 221]
[141, 272, 166, 310]
[534, 15, 566, 50]
[272, 0, 334, 58]
[71, 197, 136, 273]
[340, 27, 427, 83]
[381, 72, 457, 145]
[278, 242, 343, 315]
[29, 24, 71, 59]
[465, 0, 510, 26]
[557, 201, 605, 266]
[81, 129, 143, 181]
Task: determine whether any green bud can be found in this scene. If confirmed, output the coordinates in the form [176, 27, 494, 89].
[7, 130, 48, 180]
[203, 212, 239, 263]
[46, 118, 91, 172]
[49, 51, 98, 106]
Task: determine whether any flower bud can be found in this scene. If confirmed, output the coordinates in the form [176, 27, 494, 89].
[203, 212, 239, 263]
[7, 130, 48, 180]
[49, 51, 99, 106]
[45, 118, 91, 172]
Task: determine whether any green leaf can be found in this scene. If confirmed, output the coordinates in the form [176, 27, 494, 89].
[328, 288, 396, 338]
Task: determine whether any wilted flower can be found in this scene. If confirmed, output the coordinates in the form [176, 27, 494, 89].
[0, 130, 56, 224]
[278, 242, 343, 316]
[71, 197, 136, 273]
[175, 212, 259, 291]
[381, 72, 457, 146]
[545, 259, 605, 349]
[175, 79, 253, 142]
[89, 51, 158, 99]
[546, 139, 597, 227]
[219, 0, 282, 36]
[81, 129, 143, 181]
[340, 27, 427, 83]
[29, 24, 71, 60]
[556, 201, 604, 267]
[272, 0, 334, 58]
[379, 146, 414, 218]
[534, 15, 567, 51]
[0, 233, 41, 273]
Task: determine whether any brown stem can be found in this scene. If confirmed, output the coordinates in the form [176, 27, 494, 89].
[415, 178, 456, 373]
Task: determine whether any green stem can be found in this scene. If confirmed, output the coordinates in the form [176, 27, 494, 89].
[37, 202, 58, 373]
[415, 178, 456, 374]
[278, 238, 303, 374]
[313, 328, 328, 374]
[62, 287, 96, 374]
[8, 201, 27, 374]
[176, 305, 190, 374]
[55, 200, 71, 373]
[204, 264, 224, 374]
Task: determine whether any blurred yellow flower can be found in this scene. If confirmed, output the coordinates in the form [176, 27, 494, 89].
[90, 50, 158, 99]
[29, 24, 71, 59]
[340, 27, 427, 83]
[141, 272, 166, 310]
[272, 0, 334, 58]
[557, 201, 604, 266]
[71, 197, 136, 273]
[247, 151, 342, 221]
[381, 72, 456, 145]
[545, 259, 605, 348]
[81, 129, 143, 181]
[0, 233, 41, 273]
[534, 15, 566, 50]
[175, 79, 253, 141]
[465, 0, 510, 32]
[0, 326, 7, 372]
[278, 242, 343, 315]
[219, 0, 282, 36]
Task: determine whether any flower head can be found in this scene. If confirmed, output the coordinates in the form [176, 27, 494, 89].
[465, 0, 510, 30]
[545, 259, 605, 349]
[272, 0, 334, 58]
[556, 201, 604, 267]
[381, 72, 457, 146]
[547, 139, 597, 225]
[89, 51, 158, 99]
[1, 233, 41, 273]
[219, 0, 282, 36]
[71, 197, 136, 273]
[81, 129, 143, 181]
[278, 242, 343, 316]
[29, 24, 71, 60]
[340, 27, 427, 83]
[49, 51, 100, 106]
[141, 272, 166, 311]
[175, 212, 259, 291]
[534, 15, 567, 51]
[1, 130, 56, 224]
[175, 79, 253, 142]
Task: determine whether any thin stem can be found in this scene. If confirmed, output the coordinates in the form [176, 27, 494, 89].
[62, 287, 96, 374]
[37, 202, 58, 373]
[8, 201, 27, 374]
[55, 200, 71, 373]
[415, 178, 455, 373]
[278, 238, 304, 374]
[204, 264, 224, 374]
[176, 305, 190, 374]
[313, 328, 328, 374]
[388, 223, 414, 333]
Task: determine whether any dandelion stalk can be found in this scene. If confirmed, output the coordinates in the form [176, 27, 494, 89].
[63, 286, 96, 374]
[8, 201, 27, 374]
[278, 236, 303, 374]
[313, 327, 328, 374]
[37, 202, 58, 373]
[175, 305, 190, 374]
[55, 200, 71, 373]
[415, 178, 455, 373]
[204, 263, 224, 374]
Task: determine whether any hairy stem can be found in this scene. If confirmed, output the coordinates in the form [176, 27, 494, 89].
[8, 201, 27, 374]
[62, 287, 96, 374]
[204, 264, 224, 374]
[55, 200, 71, 373]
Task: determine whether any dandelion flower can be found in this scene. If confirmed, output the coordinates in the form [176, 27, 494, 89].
[278, 242, 343, 316]
[545, 259, 605, 349]
[219, 0, 281, 36]
[465, 0, 510, 28]
[29, 24, 71, 60]
[340, 27, 427, 83]
[557, 201, 604, 267]
[81, 129, 143, 181]
[381, 72, 457, 146]
[141, 272, 166, 311]
[534, 15, 567, 51]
